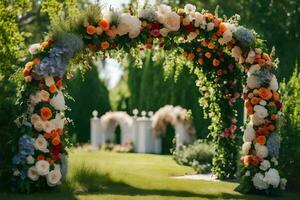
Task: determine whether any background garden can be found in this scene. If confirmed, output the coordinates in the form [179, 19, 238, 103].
[0, 0, 299, 198]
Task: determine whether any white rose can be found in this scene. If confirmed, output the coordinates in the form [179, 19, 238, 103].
[46, 169, 62, 187]
[255, 144, 268, 159]
[268, 75, 278, 91]
[128, 16, 142, 38]
[38, 90, 50, 102]
[248, 64, 261, 75]
[29, 43, 41, 55]
[34, 134, 49, 153]
[218, 30, 232, 45]
[35, 160, 50, 176]
[254, 105, 268, 119]
[253, 173, 269, 190]
[45, 76, 55, 87]
[194, 12, 205, 27]
[31, 114, 41, 124]
[246, 50, 256, 64]
[30, 94, 41, 105]
[50, 91, 65, 111]
[232, 46, 242, 61]
[51, 113, 65, 130]
[163, 11, 180, 31]
[255, 48, 262, 54]
[252, 113, 264, 126]
[247, 75, 261, 89]
[184, 4, 196, 13]
[43, 120, 55, 133]
[34, 120, 44, 132]
[259, 160, 271, 171]
[206, 22, 215, 31]
[27, 166, 39, 181]
[242, 142, 252, 155]
[157, 4, 172, 16]
[243, 124, 255, 142]
[264, 168, 280, 188]
[280, 178, 287, 190]
[26, 155, 35, 165]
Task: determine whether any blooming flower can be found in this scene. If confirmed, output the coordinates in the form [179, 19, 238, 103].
[40, 107, 53, 121]
[27, 166, 39, 181]
[264, 168, 280, 188]
[253, 173, 269, 190]
[35, 160, 50, 176]
[254, 105, 268, 119]
[34, 134, 49, 153]
[46, 169, 62, 186]
[29, 43, 41, 55]
[259, 160, 271, 171]
[255, 144, 268, 159]
[50, 91, 65, 111]
[243, 123, 255, 142]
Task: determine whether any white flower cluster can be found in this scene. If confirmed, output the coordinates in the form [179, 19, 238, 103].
[252, 168, 287, 190]
[151, 105, 195, 137]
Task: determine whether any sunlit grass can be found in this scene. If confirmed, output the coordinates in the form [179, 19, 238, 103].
[0, 150, 299, 200]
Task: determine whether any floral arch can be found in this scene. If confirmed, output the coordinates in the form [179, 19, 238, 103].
[12, 3, 285, 194]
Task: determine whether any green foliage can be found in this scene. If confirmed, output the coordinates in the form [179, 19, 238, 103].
[66, 62, 111, 143]
[279, 64, 300, 189]
[173, 140, 215, 174]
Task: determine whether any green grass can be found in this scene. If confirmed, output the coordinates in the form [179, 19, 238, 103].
[0, 150, 299, 200]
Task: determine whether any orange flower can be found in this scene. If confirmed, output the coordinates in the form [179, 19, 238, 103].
[47, 158, 54, 165]
[43, 132, 51, 139]
[250, 155, 260, 166]
[208, 43, 215, 49]
[198, 58, 204, 65]
[87, 25, 96, 35]
[52, 136, 61, 146]
[23, 69, 30, 77]
[37, 154, 45, 161]
[243, 155, 252, 166]
[56, 79, 63, 90]
[177, 8, 185, 15]
[98, 19, 110, 31]
[101, 41, 110, 50]
[40, 107, 52, 121]
[273, 92, 280, 101]
[196, 48, 202, 53]
[204, 13, 214, 20]
[145, 44, 152, 49]
[270, 114, 277, 121]
[211, 34, 218, 40]
[250, 97, 261, 105]
[217, 69, 223, 75]
[41, 41, 48, 49]
[256, 135, 266, 145]
[259, 87, 272, 100]
[33, 58, 40, 64]
[219, 23, 227, 33]
[205, 52, 212, 59]
[182, 51, 188, 58]
[247, 106, 253, 115]
[212, 59, 220, 67]
[25, 61, 34, 71]
[258, 59, 266, 65]
[50, 129, 60, 139]
[188, 53, 195, 61]
[49, 84, 57, 93]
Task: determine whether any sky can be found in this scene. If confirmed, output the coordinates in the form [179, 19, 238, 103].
[95, 0, 157, 89]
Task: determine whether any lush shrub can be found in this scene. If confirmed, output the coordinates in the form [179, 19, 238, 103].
[173, 140, 215, 174]
[279, 65, 300, 190]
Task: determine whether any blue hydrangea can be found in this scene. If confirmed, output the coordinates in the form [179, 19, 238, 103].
[12, 135, 34, 165]
[267, 133, 281, 158]
[233, 26, 255, 48]
[253, 68, 273, 87]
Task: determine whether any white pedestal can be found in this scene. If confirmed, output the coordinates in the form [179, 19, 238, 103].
[175, 123, 193, 149]
[90, 117, 103, 149]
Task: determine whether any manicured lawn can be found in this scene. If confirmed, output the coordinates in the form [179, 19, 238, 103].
[0, 150, 299, 200]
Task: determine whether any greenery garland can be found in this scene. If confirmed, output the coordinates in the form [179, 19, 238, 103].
[12, 3, 285, 194]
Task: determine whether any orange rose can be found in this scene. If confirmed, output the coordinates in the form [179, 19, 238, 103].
[219, 23, 227, 33]
[204, 13, 214, 20]
[41, 41, 48, 49]
[256, 135, 266, 145]
[259, 87, 272, 100]
[273, 92, 280, 101]
[56, 79, 63, 90]
[271, 114, 277, 121]
[25, 61, 35, 70]
[208, 43, 215, 49]
[52, 136, 61, 146]
[212, 59, 220, 67]
[243, 155, 252, 166]
[50, 129, 60, 139]
[177, 8, 185, 15]
[247, 106, 253, 115]
[98, 19, 110, 31]
[205, 52, 212, 59]
[250, 97, 261, 105]
[182, 51, 188, 58]
[198, 58, 204, 65]
[250, 155, 260, 166]
[49, 84, 57, 93]
[101, 41, 110, 50]
[43, 132, 51, 139]
[23, 69, 30, 77]
[40, 107, 52, 121]
[188, 53, 195, 61]
[87, 25, 96, 35]
[37, 154, 45, 161]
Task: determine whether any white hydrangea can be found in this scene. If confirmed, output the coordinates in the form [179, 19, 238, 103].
[268, 75, 278, 91]
[117, 13, 142, 38]
[243, 123, 255, 142]
[254, 105, 269, 119]
[255, 144, 268, 159]
[259, 160, 271, 171]
[242, 142, 252, 155]
[252, 173, 269, 190]
[264, 168, 280, 188]
[271, 157, 279, 166]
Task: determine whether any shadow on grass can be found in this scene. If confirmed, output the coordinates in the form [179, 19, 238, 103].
[64, 164, 257, 199]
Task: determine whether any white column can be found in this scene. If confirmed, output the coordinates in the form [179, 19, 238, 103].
[175, 123, 192, 149]
[90, 110, 102, 150]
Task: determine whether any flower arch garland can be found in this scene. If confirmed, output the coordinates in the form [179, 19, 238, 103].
[12, 3, 286, 194]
